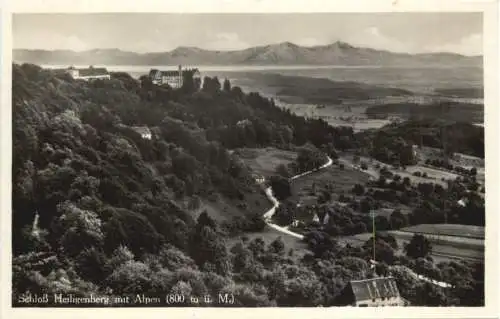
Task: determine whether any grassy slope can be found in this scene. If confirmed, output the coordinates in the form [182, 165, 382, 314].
[400, 224, 485, 239]
[337, 223, 485, 263]
[226, 225, 310, 261]
[236, 147, 298, 177]
[290, 164, 370, 206]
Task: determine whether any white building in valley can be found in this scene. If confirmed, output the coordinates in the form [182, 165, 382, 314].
[131, 126, 152, 140]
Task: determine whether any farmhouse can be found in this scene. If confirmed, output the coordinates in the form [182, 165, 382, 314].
[336, 277, 407, 307]
[66, 66, 111, 81]
[236, 119, 252, 127]
[252, 173, 265, 184]
[457, 197, 468, 207]
[312, 213, 320, 223]
[148, 65, 201, 88]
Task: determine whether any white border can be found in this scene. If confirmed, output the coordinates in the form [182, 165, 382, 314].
[2, 1, 499, 318]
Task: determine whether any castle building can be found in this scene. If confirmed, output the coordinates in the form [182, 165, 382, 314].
[66, 66, 111, 81]
[148, 65, 201, 89]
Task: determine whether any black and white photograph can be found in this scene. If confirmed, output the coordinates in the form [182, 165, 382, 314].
[7, 4, 497, 314]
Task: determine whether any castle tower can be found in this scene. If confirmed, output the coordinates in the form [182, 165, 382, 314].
[178, 65, 183, 88]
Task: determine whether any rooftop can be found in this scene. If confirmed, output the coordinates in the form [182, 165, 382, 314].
[68, 66, 109, 77]
[149, 68, 200, 78]
[349, 277, 401, 301]
[131, 126, 151, 136]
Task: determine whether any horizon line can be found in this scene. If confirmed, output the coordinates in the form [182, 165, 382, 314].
[13, 40, 483, 58]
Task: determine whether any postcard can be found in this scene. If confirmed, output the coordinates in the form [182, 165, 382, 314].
[2, 1, 499, 318]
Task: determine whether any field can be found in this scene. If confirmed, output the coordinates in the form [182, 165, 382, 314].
[281, 103, 394, 132]
[399, 224, 485, 239]
[415, 147, 485, 185]
[290, 164, 371, 206]
[177, 186, 272, 223]
[404, 165, 459, 181]
[389, 230, 484, 263]
[392, 165, 456, 187]
[337, 224, 484, 263]
[342, 154, 453, 187]
[364, 101, 484, 124]
[418, 146, 484, 168]
[236, 147, 297, 177]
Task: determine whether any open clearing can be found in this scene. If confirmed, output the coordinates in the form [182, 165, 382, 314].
[418, 146, 484, 168]
[290, 164, 371, 206]
[399, 224, 484, 239]
[342, 154, 452, 187]
[188, 190, 272, 222]
[417, 147, 485, 184]
[337, 225, 484, 263]
[405, 165, 459, 181]
[227, 225, 310, 260]
[392, 166, 453, 187]
[236, 147, 297, 177]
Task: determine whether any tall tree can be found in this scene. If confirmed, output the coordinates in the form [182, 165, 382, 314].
[405, 234, 432, 259]
[223, 78, 232, 92]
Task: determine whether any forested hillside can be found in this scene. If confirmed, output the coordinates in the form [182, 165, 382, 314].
[356, 119, 484, 163]
[11, 63, 351, 306]
[12, 64, 483, 307]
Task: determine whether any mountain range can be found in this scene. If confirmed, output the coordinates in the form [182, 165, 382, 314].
[13, 41, 482, 67]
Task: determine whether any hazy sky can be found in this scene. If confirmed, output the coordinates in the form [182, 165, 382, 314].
[13, 13, 483, 55]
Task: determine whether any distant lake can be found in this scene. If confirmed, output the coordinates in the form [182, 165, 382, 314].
[42, 64, 483, 94]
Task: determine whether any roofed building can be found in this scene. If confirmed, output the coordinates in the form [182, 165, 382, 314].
[336, 277, 407, 307]
[66, 66, 111, 81]
[148, 65, 201, 89]
[236, 119, 252, 127]
[131, 126, 152, 140]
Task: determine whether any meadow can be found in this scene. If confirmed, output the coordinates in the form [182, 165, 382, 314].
[337, 223, 484, 263]
[235, 147, 298, 177]
[290, 164, 371, 206]
[399, 224, 485, 239]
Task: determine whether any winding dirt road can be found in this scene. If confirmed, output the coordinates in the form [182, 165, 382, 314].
[261, 156, 333, 240]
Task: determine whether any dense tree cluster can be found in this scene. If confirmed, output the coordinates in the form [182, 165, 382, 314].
[360, 173, 485, 227]
[357, 119, 484, 160]
[10, 64, 349, 306]
[425, 159, 478, 177]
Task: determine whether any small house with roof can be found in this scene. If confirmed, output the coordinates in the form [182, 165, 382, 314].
[236, 119, 252, 127]
[148, 65, 201, 89]
[336, 277, 407, 307]
[457, 197, 468, 207]
[312, 212, 320, 224]
[66, 66, 110, 81]
[252, 173, 265, 184]
[131, 126, 152, 140]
